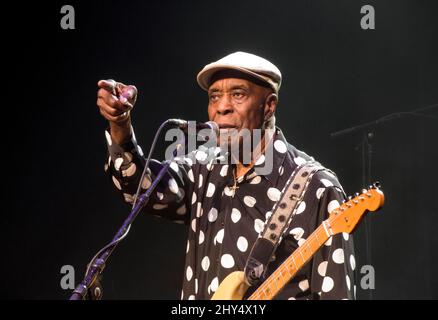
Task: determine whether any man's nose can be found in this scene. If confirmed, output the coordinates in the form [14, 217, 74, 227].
[216, 95, 233, 115]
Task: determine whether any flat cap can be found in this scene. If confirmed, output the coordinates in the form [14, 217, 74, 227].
[197, 51, 282, 94]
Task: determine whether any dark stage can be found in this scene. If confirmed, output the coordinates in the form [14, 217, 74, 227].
[4, 0, 438, 300]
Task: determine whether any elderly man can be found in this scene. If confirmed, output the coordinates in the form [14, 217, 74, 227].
[97, 52, 356, 300]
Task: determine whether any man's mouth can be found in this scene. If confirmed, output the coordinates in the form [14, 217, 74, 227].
[218, 124, 238, 129]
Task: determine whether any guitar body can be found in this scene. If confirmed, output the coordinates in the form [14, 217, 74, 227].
[211, 271, 248, 300]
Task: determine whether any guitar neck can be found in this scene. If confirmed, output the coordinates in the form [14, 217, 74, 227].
[248, 218, 332, 300]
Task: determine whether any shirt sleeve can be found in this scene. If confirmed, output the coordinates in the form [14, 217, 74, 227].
[103, 127, 195, 224]
[308, 172, 356, 300]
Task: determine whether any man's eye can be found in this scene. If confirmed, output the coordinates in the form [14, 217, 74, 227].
[209, 95, 219, 102]
[233, 92, 245, 99]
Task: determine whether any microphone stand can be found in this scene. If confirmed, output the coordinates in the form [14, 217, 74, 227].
[70, 137, 185, 300]
[330, 103, 437, 300]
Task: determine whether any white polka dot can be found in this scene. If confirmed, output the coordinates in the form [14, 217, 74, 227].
[187, 169, 195, 183]
[220, 165, 229, 177]
[114, 157, 124, 171]
[181, 290, 184, 300]
[288, 297, 296, 300]
[210, 277, 219, 292]
[188, 295, 195, 300]
[322, 276, 334, 292]
[112, 176, 122, 190]
[153, 203, 168, 210]
[199, 230, 204, 244]
[274, 140, 287, 153]
[168, 178, 179, 194]
[195, 150, 208, 162]
[183, 156, 193, 167]
[250, 176, 261, 184]
[278, 166, 284, 176]
[201, 256, 210, 271]
[221, 254, 235, 269]
[255, 154, 265, 166]
[122, 163, 136, 177]
[343, 232, 350, 241]
[254, 219, 264, 234]
[191, 219, 197, 232]
[224, 186, 234, 197]
[265, 211, 272, 220]
[231, 208, 241, 223]
[186, 241, 190, 253]
[206, 162, 214, 171]
[350, 255, 356, 270]
[298, 279, 309, 291]
[191, 192, 197, 204]
[196, 202, 203, 217]
[157, 192, 164, 200]
[214, 229, 224, 245]
[105, 131, 112, 146]
[206, 183, 216, 197]
[296, 201, 306, 214]
[321, 178, 334, 187]
[267, 187, 281, 202]
[346, 275, 351, 291]
[208, 207, 218, 222]
[294, 156, 306, 166]
[244, 196, 257, 207]
[123, 193, 134, 204]
[237, 236, 248, 252]
[318, 261, 328, 277]
[316, 187, 325, 199]
[195, 278, 198, 294]
[290, 227, 305, 240]
[141, 176, 151, 189]
[198, 174, 203, 188]
[176, 204, 186, 215]
[170, 161, 179, 173]
[186, 266, 193, 281]
[325, 236, 332, 246]
[327, 199, 340, 213]
[298, 238, 306, 247]
[332, 248, 345, 264]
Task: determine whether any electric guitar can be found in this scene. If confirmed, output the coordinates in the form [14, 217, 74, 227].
[211, 183, 385, 300]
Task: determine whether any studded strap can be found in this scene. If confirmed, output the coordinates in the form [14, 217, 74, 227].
[244, 161, 325, 286]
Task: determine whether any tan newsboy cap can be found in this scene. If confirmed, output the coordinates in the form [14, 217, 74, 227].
[196, 51, 282, 94]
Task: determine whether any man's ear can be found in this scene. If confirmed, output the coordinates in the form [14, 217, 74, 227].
[263, 93, 278, 121]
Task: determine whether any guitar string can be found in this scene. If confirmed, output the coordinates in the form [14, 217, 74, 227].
[250, 214, 337, 299]
[249, 225, 326, 299]
[249, 195, 373, 300]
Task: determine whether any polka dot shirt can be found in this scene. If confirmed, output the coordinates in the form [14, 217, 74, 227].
[105, 127, 356, 300]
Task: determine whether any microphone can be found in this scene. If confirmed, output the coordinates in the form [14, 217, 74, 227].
[168, 119, 219, 136]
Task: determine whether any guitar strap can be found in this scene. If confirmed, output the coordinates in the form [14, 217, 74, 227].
[244, 160, 327, 286]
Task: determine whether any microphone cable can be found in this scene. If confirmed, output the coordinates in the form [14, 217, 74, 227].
[82, 119, 172, 285]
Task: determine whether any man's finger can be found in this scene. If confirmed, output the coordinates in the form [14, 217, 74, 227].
[99, 100, 128, 118]
[97, 79, 117, 93]
[121, 85, 137, 100]
[98, 95, 132, 113]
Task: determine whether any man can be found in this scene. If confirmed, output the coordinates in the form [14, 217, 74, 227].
[97, 51, 356, 300]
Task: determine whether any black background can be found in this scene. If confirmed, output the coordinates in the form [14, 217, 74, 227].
[4, 0, 438, 299]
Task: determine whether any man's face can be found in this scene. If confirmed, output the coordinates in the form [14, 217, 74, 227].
[207, 77, 270, 133]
